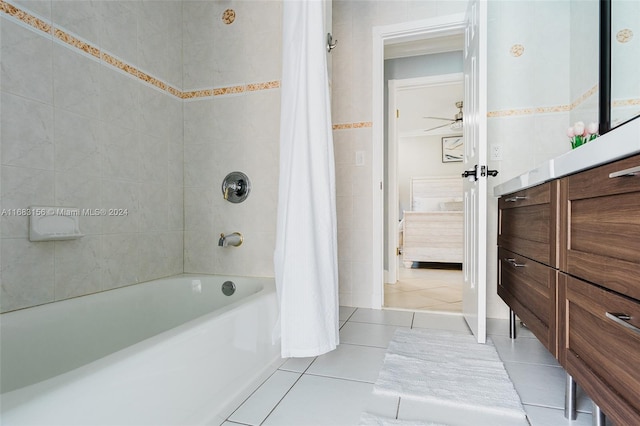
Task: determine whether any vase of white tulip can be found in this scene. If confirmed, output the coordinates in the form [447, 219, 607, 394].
[567, 122, 599, 149]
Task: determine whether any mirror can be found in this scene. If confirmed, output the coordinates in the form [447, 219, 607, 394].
[600, 0, 640, 133]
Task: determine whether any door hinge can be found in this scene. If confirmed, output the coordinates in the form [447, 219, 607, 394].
[396, 109, 399, 118]
[396, 247, 401, 256]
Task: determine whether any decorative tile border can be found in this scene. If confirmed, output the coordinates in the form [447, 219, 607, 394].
[332, 122, 373, 130]
[613, 98, 640, 107]
[488, 85, 597, 118]
[0, 0, 279, 101]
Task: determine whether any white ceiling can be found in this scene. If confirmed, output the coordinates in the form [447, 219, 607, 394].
[396, 80, 464, 137]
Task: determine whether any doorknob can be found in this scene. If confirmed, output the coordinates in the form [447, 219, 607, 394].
[462, 165, 478, 181]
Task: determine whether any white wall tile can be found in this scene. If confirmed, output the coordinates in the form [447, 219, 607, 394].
[55, 172, 102, 235]
[102, 233, 139, 290]
[1, 19, 53, 104]
[99, 66, 140, 131]
[0, 238, 55, 312]
[53, 44, 101, 119]
[52, 0, 101, 47]
[1, 92, 54, 170]
[54, 109, 102, 177]
[99, 1, 138, 66]
[101, 179, 139, 234]
[54, 235, 102, 300]
[138, 183, 168, 232]
[101, 124, 140, 181]
[0, 166, 55, 238]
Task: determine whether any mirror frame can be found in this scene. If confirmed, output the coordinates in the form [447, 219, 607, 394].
[599, 0, 611, 135]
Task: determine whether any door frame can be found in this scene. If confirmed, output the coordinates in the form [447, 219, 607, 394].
[372, 14, 467, 309]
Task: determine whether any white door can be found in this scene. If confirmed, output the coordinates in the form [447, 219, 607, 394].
[462, 0, 488, 344]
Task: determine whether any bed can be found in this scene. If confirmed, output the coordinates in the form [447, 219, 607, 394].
[400, 176, 463, 267]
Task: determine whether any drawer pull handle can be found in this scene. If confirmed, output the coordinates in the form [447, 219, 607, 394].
[505, 258, 525, 268]
[606, 312, 640, 335]
[608, 165, 640, 179]
[505, 196, 527, 202]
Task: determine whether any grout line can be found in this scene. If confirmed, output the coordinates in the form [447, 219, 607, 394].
[341, 307, 357, 322]
[302, 371, 376, 384]
[224, 365, 284, 422]
[258, 371, 307, 426]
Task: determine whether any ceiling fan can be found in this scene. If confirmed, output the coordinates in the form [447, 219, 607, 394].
[423, 101, 463, 132]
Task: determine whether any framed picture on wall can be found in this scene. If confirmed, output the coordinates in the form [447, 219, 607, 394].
[442, 136, 464, 163]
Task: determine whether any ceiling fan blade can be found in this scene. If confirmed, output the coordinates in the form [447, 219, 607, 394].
[424, 122, 452, 132]
[422, 116, 453, 121]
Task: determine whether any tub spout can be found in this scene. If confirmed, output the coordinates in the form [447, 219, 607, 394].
[218, 232, 243, 247]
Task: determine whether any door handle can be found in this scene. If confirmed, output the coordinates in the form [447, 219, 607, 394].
[462, 165, 478, 181]
[481, 165, 499, 177]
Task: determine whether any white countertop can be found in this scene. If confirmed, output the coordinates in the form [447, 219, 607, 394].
[493, 117, 640, 197]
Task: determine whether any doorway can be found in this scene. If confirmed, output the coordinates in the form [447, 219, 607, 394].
[371, 13, 469, 310]
[385, 74, 465, 312]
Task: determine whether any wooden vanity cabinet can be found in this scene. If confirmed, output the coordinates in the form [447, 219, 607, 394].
[560, 153, 640, 300]
[498, 182, 559, 356]
[557, 153, 640, 425]
[558, 273, 640, 426]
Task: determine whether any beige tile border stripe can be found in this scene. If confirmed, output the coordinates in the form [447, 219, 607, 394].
[332, 122, 373, 130]
[0, 0, 279, 100]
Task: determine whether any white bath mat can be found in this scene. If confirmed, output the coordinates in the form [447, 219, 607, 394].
[372, 329, 527, 421]
[359, 412, 449, 426]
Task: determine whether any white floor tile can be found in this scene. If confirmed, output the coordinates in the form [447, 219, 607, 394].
[228, 370, 300, 426]
[398, 398, 529, 426]
[524, 404, 599, 426]
[339, 306, 357, 321]
[262, 375, 389, 426]
[504, 362, 592, 412]
[306, 343, 387, 383]
[278, 356, 316, 373]
[491, 335, 559, 367]
[349, 308, 414, 327]
[487, 318, 537, 339]
[363, 393, 400, 419]
[339, 321, 404, 348]
[412, 312, 471, 334]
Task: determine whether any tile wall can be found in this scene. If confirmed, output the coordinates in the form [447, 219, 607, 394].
[0, 0, 285, 313]
[0, 0, 185, 312]
[182, 0, 282, 277]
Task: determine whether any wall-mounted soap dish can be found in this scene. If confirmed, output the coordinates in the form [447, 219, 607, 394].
[29, 206, 84, 242]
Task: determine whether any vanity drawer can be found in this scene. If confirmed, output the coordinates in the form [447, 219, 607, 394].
[563, 153, 640, 299]
[498, 181, 558, 267]
[498, 248, 557, 356]
[562, 274, 640, 425]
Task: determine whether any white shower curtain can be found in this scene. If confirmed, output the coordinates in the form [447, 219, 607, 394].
[274, 0, 339, 358]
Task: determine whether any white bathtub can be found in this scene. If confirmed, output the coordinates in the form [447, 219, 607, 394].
[0, 274, 281, 425]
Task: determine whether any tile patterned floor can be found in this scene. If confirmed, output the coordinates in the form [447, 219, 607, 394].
[222, 308, 602, 426]
[384, 263, 463, 312]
